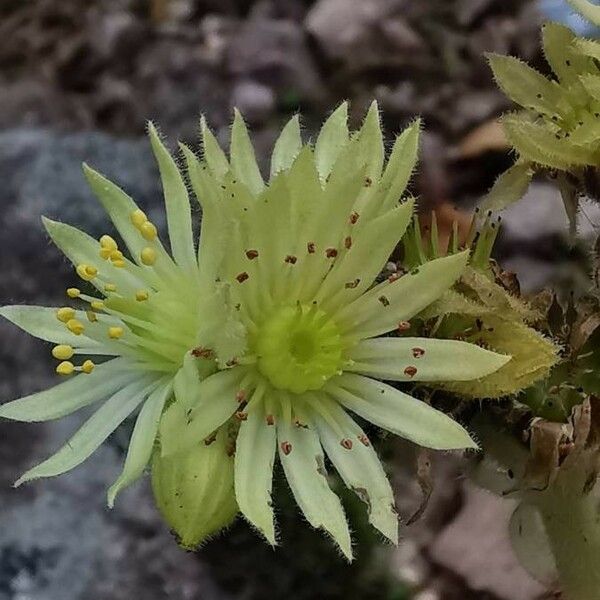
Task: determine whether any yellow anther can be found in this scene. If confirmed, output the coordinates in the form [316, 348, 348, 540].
[66, 288, 81, 299]
[86, 310, 98, 323]
[104, 283, 117, 293]
[56, 307, 76, 323]
[112, 259, 126, 268]
[99, 247, 112, 260]
[76, 264, 97, 281]
[109, 249, 124, 261]
[108, 326, 124, 339]
[90, 300, 105, 311]
[81, 360, 95, 374]
[139, 221, 158, 241]
[100, 235, 118, 251]
[140, 247, 157, 266]
[56, 361, 75, 376]
[135, 290, 149, 302]
[66, 319, 85, 335]
[52, 345, 74, 360]
[131, 209, 148, 229]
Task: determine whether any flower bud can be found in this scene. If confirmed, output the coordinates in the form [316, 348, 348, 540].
[152, 427, 238, 549]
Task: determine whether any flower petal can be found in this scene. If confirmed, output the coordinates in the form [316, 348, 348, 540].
[376, 120, 420, 216]
[230, 109, 264, 196]
[42, 217, 145, 293]
[327, 373, 477, 450]
[277, 415, 352, 560]
[270, 115, 302, 179]
[336, 251, 469, 339]
[310, 398, 398, 543]
[315, 102, 349, 181]
[352, 100, 384, 183]
[107, 378, 173, 507]
[14, 376, 157, 486]
[348, 337, 510, 382]
[316, 200, 414, 310]
[148, 123, 197, 269]
[201, 115, 230, 180]
[181, 144, 231, 285]
[235, 402, 277, 544]
[0, 359, 132, 422]
[0, 305, 99, 346]
[82, 164, 175, 273]
[159, 367, 245, 457]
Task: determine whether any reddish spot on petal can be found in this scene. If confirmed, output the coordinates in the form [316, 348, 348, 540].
[325, 247, 338, 258]
[191, 346, 214, 359]
[388, 273, 401, 283]
[235, 411, 248, 421]
[412, 347, 425, 358]
[204, 433, 217, 446]
[358, 434, 370, 447]
[397, 321, 411, 332]
[404, 365, 418, 378]
[378, 295, 390, 307]
[307, 242, 316, 254]
[349, 212, 360, 224]
[364, 176, 373, 187]
[344, 236, 352, 249]
[345, 278, 360, 289]
[281, 441, 293, 455]
[235, 389, 247, 403]
[266, 414, 275, 426]
[340, 438, 353, 450]
[236, 272, 249, 283]
[226, 358, 239, 367]
[245, 249, 259, 260]
[285, 255, 298, 264]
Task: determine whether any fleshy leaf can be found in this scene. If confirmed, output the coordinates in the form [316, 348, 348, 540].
[567, 0, 600, 26]
[502, 114, 596, 169]
[481, 162, 533, 212]
[487, 53, 562, 116]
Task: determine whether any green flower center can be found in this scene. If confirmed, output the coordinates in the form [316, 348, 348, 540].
[255, 304, 344, 394]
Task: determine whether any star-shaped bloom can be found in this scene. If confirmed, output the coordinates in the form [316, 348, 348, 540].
[159, 103, 510, 558]
[0, 124, 221, 506]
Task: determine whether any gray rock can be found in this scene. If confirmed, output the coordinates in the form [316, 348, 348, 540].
[227, 17, 325, 106]
[230, 79, 276, 125]
[0, 128, 164, 303]
[305, 0, 420, 70]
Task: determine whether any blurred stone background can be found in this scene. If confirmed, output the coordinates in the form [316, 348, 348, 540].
[0, 1, 594, 599]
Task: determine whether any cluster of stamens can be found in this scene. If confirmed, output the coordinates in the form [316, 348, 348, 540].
[50, 208, 166, 375]
[130, 209, 158, 266]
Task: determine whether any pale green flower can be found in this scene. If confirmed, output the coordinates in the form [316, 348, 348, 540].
[0, 123, 217, 506]
[159, 102, 511, 558]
